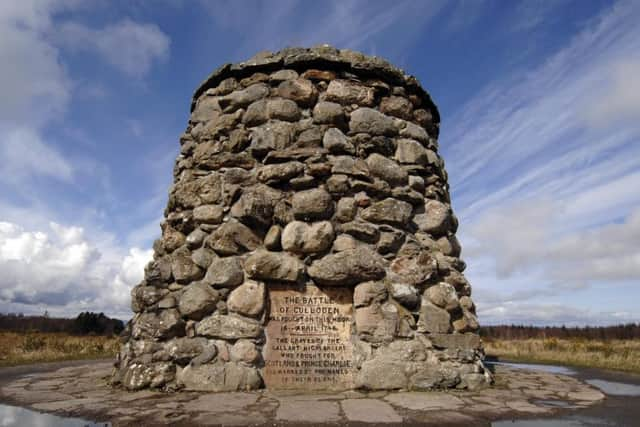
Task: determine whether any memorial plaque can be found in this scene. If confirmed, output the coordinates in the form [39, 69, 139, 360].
[263, 284, 355, 390]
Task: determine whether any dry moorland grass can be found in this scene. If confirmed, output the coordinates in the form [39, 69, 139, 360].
[484, 337, 640, 374]
[0, 331, 119, 366]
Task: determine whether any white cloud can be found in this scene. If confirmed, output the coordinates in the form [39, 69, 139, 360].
[110, 247, 154, 308]
[0, 220, 151, 318]
[0, 2, 73, 188]
[465, 200, 640, 285]
[0, 221, 96, 302]
[125, 216, 163, 248]
[0, 1, 71, 127]
[469, 272, 638, 326]
[0, 127, 73, 183]
[464, 199, 556, 278]
[479, 301, 638, 327]
[58, 18, 170, 78]
[583, 60, 640, 127]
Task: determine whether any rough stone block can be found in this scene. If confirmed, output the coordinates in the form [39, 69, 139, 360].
[244, 250, 305, 283]
[195, 313, 263, 339]
[308, 247, 385, 286]
[227, 280, 265, 317]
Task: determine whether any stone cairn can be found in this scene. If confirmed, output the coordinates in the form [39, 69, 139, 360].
[113, 46, 492, 392]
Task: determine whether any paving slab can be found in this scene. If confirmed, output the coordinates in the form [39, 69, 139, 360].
[31, 397, 104, 412]
[267, 391, 345, 401]
[384, 392, 463, 411]
[194, 412, 267, 426]
[277, 400, 341, 423]
[341, 398, 403, 423]
[114, 389, 159, 402]
[182, 392, 259, 412]
[505, 400, 549, 414]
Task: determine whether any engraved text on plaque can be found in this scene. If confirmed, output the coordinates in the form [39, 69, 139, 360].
[263, 285, 354, 390]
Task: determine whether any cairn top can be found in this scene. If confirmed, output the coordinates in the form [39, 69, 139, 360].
[192, 45, 439, 122]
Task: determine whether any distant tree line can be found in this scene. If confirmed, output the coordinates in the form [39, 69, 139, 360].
[0, 312, 124, 336]
[480, 323, 640, 340]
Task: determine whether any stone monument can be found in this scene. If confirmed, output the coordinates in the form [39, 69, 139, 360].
[113, 46, 492, 392]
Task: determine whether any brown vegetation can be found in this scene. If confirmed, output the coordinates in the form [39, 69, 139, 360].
[481, 323, 640, 340]
[484, 337, 640, 374]
[0, 332, 119, 366]
[0, 312, 124, 335]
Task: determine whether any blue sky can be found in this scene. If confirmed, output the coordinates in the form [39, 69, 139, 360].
[0, 0, 638, 324]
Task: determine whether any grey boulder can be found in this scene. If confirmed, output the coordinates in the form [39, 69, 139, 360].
[178, 282, 220, 320]
[203, 256, 244, 288]
[227, 280, 266, 317]
[244, 250, 305, 283]
[291, 187, 334, 221]
[308, 247, 385, 286]
[349, 108, 398, 136]
[196, 313, 263, 339]
[281, 220, 334, 254]
[206, 220, 262, 255]
[361, 198, 413, 227]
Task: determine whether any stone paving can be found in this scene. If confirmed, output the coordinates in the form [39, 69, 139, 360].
[0, 361, 605, 426]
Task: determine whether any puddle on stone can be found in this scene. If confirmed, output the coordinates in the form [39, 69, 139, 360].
[492, 415, 616, 426]
[487, 361, 576, 376]
[585, 379, 640, 396]
[0, 404, 110, 427]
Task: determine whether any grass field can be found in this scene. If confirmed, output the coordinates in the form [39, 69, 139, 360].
[0, 331, 119, 366]
[484, 337, 640, 374]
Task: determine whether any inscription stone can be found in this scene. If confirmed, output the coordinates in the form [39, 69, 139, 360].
[264, 285, 354, 390]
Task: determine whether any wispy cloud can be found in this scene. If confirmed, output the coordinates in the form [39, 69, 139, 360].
[508, 0, 567, 33]
[0, 1, 75, 197]
[446, 1, 640, 222]
[0, 127, 73, 184]
[0, 1, 71, 127]
[583, 59, 640, 127]
[200, 0, 446, 63]
[442, 1, 640, 324]
[443, 0, 487, 33]
[58, 18, 170, 78]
